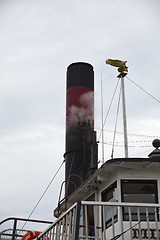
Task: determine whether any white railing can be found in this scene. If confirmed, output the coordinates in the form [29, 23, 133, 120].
[38, 202, 79, 240]
[37, 201, 160, 240]
[81, 201, 160, 240]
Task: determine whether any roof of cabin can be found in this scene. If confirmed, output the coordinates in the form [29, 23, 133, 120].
[54, 156, 160, 217]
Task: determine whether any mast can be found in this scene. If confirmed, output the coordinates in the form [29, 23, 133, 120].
[106, 59, 129, 158]
[118, 72, 128, 158]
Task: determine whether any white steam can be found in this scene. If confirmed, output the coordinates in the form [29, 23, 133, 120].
[67, 91, 94, 126]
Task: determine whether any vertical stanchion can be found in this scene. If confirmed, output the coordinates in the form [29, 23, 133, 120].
[12, 219, 17, 240]
[74, 201, 81, 240]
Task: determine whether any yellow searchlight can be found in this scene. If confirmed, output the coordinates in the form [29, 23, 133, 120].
[106, 59, 128, 73]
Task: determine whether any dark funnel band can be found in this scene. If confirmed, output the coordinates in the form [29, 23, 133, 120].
[67, 62, 94, 90]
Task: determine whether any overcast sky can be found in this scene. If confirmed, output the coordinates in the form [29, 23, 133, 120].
[0, 0, 160, 233]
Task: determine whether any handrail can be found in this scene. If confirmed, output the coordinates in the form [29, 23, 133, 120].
[57, 180, 77, 217]
[57, 174, 83, 218]
[0, 232, 24, 237]
[37, 201, 160, 240]
[38, 202, 78, 240]
[0, 217, 52, 226]
[68, 174, 83, 185]
[81, 200, 160, 208]
[0, 217, 53, 240]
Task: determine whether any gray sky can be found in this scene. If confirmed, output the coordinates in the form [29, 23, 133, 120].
[0, 0, 160, 232]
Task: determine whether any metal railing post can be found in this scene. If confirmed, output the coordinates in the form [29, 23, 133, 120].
[12, 219, 17, 240]
[73, 201, 81, 240]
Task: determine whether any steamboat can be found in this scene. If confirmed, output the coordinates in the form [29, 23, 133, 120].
[1, 61, 160, 240]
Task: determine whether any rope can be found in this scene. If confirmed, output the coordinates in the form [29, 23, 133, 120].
[97, 74, 160, 162]
[111, 84, 121, 158]
[102, 141, 152, 148]
[98, 78, 120, 141]
[126, 76, 160, 104]
[21, 159, 65, 230]
[68, 151, 75, 179]
[130, 149, 152, 157]
[108, 140, 152, 144]
[96, 128, 160, 139]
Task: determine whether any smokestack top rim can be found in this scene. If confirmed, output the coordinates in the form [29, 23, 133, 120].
[67, 62, 93, 70]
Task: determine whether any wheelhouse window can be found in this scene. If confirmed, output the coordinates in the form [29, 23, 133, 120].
[121, 180, 158, 221]
[101, 182, 117, 228]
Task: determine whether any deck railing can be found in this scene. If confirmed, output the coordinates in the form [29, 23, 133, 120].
[0, 218, 52, 240]
[37, 201, 160, 240]
[38, 202, 80, 240]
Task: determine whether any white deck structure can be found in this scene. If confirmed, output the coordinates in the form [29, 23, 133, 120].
[38, 150, 160, 240]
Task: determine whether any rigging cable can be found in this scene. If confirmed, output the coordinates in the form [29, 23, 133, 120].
[21, 159, 65, 230]
[98, 78, 120, 141]
[98, 128, 160, 139]
[126, 76, 160, 104]
[98, 75, 159, 162]
[130, 149, 152, 157]
[102, 141, 152, 148]
[68, 151, 75, 178]
[111, 84, 121, 159]
[96, 127, 160, 139]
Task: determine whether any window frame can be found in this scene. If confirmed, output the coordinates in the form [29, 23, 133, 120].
[121, 179, 158, 221]
[101, 181, 117, 229]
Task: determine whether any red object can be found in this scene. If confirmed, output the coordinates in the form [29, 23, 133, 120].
[21, 231, 41, 240]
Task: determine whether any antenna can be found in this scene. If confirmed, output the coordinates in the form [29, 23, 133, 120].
[101, 70, 104, 163]
[106, 59, 129, 158]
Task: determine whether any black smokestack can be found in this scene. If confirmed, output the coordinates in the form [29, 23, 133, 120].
[64, 62, 98, 197]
